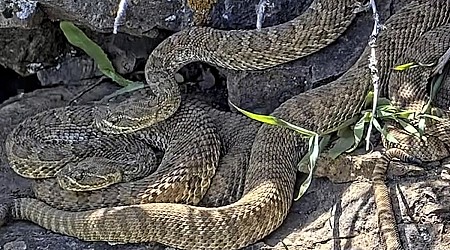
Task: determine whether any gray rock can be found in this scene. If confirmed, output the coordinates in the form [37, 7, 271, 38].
[0, 0, 43, 29]
[37, 56, 101, 86]
[39, 0, 184, 35]
[0, 20, 68, 76]
[208, 0, 313, 29]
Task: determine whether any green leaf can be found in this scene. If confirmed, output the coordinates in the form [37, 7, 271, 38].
[276, 119, 318, 137]
[298, 135, 330, 172]
[378, 105, 399, 113]
[328, 126, 355, 159]
[364, 91, 374, 107]
[309, 135, 320, 169]
[230, 102, 317, 137]
[384, 131, 399, 144]
[298, 152, 311, 172]
[418, 118, 426, 137]
[229, 102, 282, 126]
[295, 134, 329, 201]
[348, 112, 370, 152]
[377, 98, 392, 106]
[397, 119, 421, 139]
[417, 113, 443, 121]
[60, 21, 134, 87]
[377, 109, 395, 119]
[295, 159, 314, 201]
[395, 110, 416, 119]
[393, 62, 417, 71]
[430, 73, 444, 101]
[372, 118, 399, 143]
[320, 116, 359, 135]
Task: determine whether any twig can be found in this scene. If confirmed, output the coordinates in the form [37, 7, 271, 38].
[113, 0, 128, 34]
[365, 0, 382, 151]
[68, 76, 107, 105]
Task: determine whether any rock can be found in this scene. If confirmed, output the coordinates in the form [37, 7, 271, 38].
[0, 0, 44, 29]
[0, 20, 68, 76]
[37, 0, 312, 35]
[39, 0, 183, 35]
[36, 56, 101, 86]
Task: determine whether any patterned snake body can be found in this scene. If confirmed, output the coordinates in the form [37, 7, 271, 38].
[2, 1, 450, 250]
[96, 0, 360, 133]
[5, 105, 162, 191]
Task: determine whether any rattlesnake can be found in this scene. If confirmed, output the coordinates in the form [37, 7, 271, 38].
[1, 1, 450, 250]
[9, 99, 258, 212]
[5, 107, 161, 191]
[94, 0, 361, 134]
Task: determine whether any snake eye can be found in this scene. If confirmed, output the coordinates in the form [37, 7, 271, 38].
[108, 114, 122, 125]
[72, 171, 84, 181]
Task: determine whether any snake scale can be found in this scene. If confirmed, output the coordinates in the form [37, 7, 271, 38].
[1, 0, 450, 250]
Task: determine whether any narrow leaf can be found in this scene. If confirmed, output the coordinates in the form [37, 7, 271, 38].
[377, 109, 395, 119]
[60, 21, 134, 87]
[320, 116, 359, 135]
[309, 135, 320, 169]
[393, 62, 417, 71]
[418, 118, 426, 137]
[384, 131, 399, 144]
[417, 113, 443, 121]
[377, 98, 392, 106]
[298, 135, 330, 175]
[277, 119, 317, 137]
[230, 102, 282, 126]
[295, 134, 323, 201]
[397, 119, 421, 138]
[364, 91, 374, 108]
[294, 160, 314, 201]
[372, 118, 399, 143]
[395, 110, 416, 119]
[378, 105, 398, 113]
[348, 112, 369, 152]
[430, 73, 443, 101]
[230, 102, 317, 137]
[328, 127, 355, 158]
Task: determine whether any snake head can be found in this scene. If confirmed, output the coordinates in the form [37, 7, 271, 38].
[93, 99, 165, 134]
[56, 159, 123, 192]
